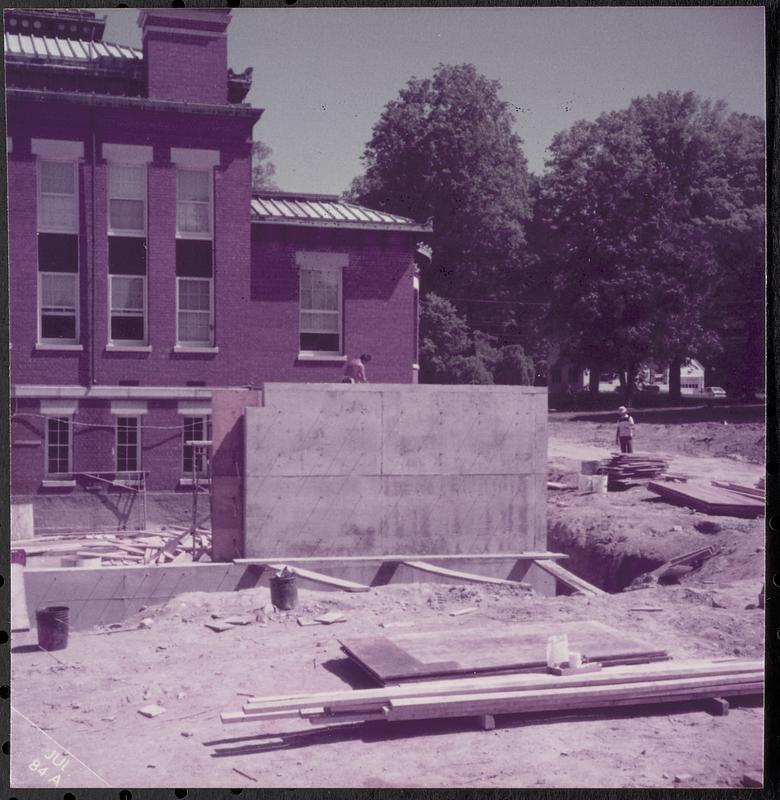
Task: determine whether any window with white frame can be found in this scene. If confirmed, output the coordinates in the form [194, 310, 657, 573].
[299, 267, 342, 354]
[108, 164, 146, 235]
[39, 272, 79, 344]
[115, 416, 141, 472]
[110, 275, 146, 345]
[177, 277, 213, 346]
[176, 169, 212, 237]
[182, 416, 211, 476]
[45, 416, 72, 475]
[38, 160, 77, 233]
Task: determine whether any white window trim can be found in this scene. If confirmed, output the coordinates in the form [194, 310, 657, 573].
[115, 416, 142, 473]
[181, 415, 211, 477]
[31, 138, 84, 160]
[110, 401, 149, 416]
[176, 276, 214, 348]
[108, 274, 148, 347]
[299, 264, 343, 358]
[175, 167, 213, 240]
[38, 271, 80, 346]
[107, 163, 147, 237]
[37, 159, 79, 234]
[44, 415, 72, 476]
[102, 143, 153, 165]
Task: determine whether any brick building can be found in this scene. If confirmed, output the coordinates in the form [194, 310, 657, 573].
[5, 8, 428, 513]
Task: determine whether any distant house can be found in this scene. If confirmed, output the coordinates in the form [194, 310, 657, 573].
[5, 8, 430, 507]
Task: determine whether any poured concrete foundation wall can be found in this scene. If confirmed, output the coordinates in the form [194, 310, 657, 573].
[243, 383, 547, 558]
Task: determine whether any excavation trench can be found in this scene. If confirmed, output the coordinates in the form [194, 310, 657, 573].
[548, 520, 667, 594]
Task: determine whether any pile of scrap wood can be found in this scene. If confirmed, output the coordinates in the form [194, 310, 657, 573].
[11, 526, 212, 566]
[648, 481, 763, 518]
[626, 545, 719, 589]
[598, 454, 669, 485]
[220, 658, 762, 730]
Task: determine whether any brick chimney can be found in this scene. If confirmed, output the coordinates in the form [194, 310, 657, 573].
[138, 9, 231, 105]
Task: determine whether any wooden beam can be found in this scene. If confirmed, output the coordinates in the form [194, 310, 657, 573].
[234, 552, 568, 565]
[400, 561, 531, 588]
[241, 659, 763, 716]
[260, 563, 370, 593]
[533, 560, 607, 596]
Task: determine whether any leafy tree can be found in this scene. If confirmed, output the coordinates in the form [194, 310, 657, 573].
[533, 91, 764, 399]
[419, 294, 534, 385]
[348, 63, 532, 306]
[251, 141, 278, 191]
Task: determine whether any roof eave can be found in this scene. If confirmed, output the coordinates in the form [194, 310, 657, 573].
[251, 217, 432, 234]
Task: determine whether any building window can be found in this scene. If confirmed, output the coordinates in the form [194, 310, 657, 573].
[115, 416, 141, 472]
[110, 275, 146, 345]
[38, 160, 77, 233]
[176, 277, 213, 346]
[39, 272, 79, 344]
[299, 267, 342, 354]
[46, 416, 71, 475]
[108, 164, 146, 235]
[176, 169, 212, 238]
[182, 416, 211, 476]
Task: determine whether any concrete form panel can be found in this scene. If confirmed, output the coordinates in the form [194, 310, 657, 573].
[245, 390, 383, 478]
[241, 384, 547, 559]
[380, 388, 534, 476]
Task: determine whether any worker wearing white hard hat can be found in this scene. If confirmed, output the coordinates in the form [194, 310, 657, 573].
[615, 406, 635, 453]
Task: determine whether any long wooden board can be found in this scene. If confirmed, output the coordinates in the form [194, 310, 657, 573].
[533, 560, 607, 596]
[339, 619, 668, 684]
[400, 561, 530, 588]
[261, 563, 370, 593]
[648, 482, 763, 518]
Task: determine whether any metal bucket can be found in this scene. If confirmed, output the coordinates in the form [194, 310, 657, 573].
[36, 605, 70, 651]
[270, 575, 298, 610]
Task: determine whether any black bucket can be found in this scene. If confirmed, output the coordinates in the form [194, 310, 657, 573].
[270, 575, 298, 610]
[36, 606, 70, 651]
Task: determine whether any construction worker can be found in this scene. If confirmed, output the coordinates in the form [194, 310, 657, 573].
[342, 353, 371, 384]
[615, 406, 635, 453]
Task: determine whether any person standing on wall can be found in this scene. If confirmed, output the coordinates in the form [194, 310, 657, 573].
[342, 353, 371, 384]
[615, 406, 635, 453]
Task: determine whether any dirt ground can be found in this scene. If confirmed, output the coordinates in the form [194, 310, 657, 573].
[10, 415, 766, 790]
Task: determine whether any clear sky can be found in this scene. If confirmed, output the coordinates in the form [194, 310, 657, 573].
[102, 6, 765, 196]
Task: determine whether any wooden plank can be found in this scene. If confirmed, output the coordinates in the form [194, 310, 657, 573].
[648, 482, 763, 518]
[710, 481, 764, 500]
[338, 619, 668, 684]
[241, 659, 762, 716]
[533, 560, 607, 596]
[11, 563, 31, 632]
[400, 561, 531, 588]
[385, 674, 763, 721]
[235, 552, 568, 565]
[261, 563, 370, 593]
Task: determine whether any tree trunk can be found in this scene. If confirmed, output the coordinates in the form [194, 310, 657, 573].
[669, 357, 682, 401]
[589, 365, 600, 395]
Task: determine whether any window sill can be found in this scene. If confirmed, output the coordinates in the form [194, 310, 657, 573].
[297, 352, 347, 363]
[178, 477, 212, 488]
[173, 345, 219, 354]
[175, 233, 213, 241]
[105, 345, 152, 353]
[41, 479, 77, 489]
[35, 343, 83, 352]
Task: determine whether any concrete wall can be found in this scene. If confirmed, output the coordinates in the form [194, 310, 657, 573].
[242, 383, 547, 558]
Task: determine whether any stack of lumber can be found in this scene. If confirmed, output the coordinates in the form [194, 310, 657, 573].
[221, 658, 762, 729]
[337, 620, 668, 685]
[11, 526, 212, 566]
[599, 453, 669, 484]
[648, 481, 763, 518]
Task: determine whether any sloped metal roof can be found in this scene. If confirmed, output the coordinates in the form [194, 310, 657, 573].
[4, 31, 143, 62]
[251, 192, 431, 233]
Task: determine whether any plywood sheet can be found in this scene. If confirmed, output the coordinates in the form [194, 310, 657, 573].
[339, 620, 668, 684]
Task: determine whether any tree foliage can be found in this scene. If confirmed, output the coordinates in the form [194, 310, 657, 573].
[251, 141, 278, 191]
[419, 294, 534, 385]
[532, 91, 764, 396]
[348, 63, 532, 304]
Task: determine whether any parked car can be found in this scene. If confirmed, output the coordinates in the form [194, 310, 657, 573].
[701, 386, 727, 399]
